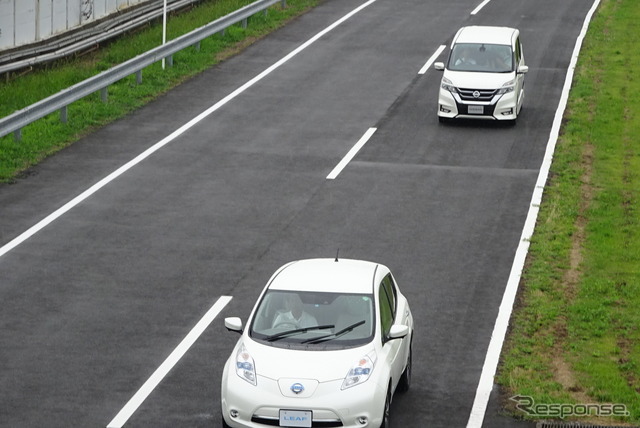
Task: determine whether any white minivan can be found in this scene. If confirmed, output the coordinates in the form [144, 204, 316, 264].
[435, 26, 528, 123]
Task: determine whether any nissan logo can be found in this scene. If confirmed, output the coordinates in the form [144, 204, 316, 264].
[473, 90, 481, 98]
[290, 383, 305, 394]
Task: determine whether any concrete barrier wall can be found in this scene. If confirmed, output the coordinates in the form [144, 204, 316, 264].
[0, 0, 149, 50]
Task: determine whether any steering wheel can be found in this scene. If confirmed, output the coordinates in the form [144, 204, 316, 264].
[273, 321, 298, 330]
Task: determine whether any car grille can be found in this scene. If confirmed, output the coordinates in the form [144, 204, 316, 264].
[251, 415, 343, 427]
[457, 87, 497, 102]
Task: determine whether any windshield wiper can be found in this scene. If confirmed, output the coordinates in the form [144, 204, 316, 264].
[265, 324, 334, 342]
[302, 320, 366, 344]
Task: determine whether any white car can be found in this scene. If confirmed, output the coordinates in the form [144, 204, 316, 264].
[221, 258, 414, 428]
[434, 25, 528, 123]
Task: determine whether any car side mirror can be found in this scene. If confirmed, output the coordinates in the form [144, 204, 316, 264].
[517, 65, 529, 74]
[225, 317, 243, 334]
[434, 62, 445, 71]
[388, 324, 410, 340]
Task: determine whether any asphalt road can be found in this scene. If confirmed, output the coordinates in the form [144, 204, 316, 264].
[0, 0, 597, 426]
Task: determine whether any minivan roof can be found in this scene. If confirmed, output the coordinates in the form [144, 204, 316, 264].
[454, 26, 518, 46]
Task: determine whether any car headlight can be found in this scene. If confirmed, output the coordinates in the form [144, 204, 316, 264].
[341, 354, 375, 390]
[235, 344, 257, 386]
[441, 77, 457, 93]
[496, 80, 515, 95]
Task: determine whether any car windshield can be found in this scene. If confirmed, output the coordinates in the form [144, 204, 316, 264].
[249, 290, 375, 349]
[448, 43, 514, 73]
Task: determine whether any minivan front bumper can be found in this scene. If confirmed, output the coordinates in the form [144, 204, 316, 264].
[437, 88, 517, 121]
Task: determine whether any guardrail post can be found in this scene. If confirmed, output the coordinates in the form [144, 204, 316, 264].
[242, 18, 247, 28]
[136, 70, 142, 84]
[166, 55, 173, 67]
[14, 129, 22, 141]
[60, 106, 68, 123]
[281, 0, 286, 7]
[194, 41, 201, 51]
[101, 87, 108, 102]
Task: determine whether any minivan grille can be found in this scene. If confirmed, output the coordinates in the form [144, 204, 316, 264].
[457, 87, 497, 101]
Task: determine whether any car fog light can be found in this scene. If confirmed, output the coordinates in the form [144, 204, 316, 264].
[357, 416, 368, 425]
[440, 105, 451, 113]
[230, 409, 239, 418]
[501, 108, 513, 115]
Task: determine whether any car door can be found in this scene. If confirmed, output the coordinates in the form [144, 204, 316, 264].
[378, 274, 404, 390]
[514, 35, 526, 112]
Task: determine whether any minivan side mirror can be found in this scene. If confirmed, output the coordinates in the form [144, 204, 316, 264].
[517, 65, 529, 74]
[434, 62, 445, 71]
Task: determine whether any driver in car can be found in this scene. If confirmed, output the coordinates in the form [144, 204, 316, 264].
[272, 293, 318, 328]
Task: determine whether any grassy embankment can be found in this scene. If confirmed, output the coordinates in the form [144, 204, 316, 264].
[0, 0, 317, 182]
[498, 0, 639, 424]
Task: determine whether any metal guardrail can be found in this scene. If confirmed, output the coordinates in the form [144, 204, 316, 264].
[0, 0, 286, 141]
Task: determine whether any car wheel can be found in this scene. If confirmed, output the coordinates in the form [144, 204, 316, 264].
[397, 343, 412, 393]
[379, 387, 391, 428]
[222, 414, 232, 428]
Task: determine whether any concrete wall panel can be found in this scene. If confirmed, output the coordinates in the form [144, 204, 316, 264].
[14, 0, 37, 46]
[1, 0, 153, 50]
[0, 0, 15, 50]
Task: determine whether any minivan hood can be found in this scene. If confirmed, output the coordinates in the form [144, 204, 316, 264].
[444, 70, 515, 90]
[243, 338, 374, 382]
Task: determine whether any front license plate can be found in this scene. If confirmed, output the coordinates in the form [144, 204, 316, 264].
[468, 105, 484, 114]
[279, 410, 312, 427]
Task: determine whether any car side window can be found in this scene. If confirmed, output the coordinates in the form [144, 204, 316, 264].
[378, 274, 397, 339]
[515, 37, 522, 64]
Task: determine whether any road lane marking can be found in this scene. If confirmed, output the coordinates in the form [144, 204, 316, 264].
[107, 295, 233, 428]
[465, 0, 603, 426]
[419, 45, 446, 75]
[0, 0, 380, 260]
[326, 127, 377, 180]
[470, 0, 492, 15]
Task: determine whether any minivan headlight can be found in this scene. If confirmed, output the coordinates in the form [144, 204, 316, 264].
[441, 77, 457, 93]
[341, 354, 375, 390]
[235, 344, 257, 385]
[496, 80, 515, 95]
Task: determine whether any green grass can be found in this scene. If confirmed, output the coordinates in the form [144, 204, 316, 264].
[0, 0, 318, 182]
[498, 0, 640, 424]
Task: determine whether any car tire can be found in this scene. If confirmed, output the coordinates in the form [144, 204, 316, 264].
[222, 416, 232, 428]
[397, 343, 412, 393]
[379, 387, 392, 428]
[438, 116, 449, 124]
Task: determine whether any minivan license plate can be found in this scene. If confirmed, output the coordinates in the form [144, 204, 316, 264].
[279, 410, 312, 427]
[468, 105, 484, 114]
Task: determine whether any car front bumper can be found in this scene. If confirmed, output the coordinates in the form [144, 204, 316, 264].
[437, 88, 518, 121]
[221, 369, 387, 428]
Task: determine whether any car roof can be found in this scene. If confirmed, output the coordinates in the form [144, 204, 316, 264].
[267, 258, 386, 294]
[453, 26, 518, 46]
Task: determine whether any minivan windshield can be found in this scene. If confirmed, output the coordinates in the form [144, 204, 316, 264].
[249, 290, 375, 349]
[448, 43, 513, 73]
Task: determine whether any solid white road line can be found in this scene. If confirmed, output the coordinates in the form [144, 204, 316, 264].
[465, 0, 602, 426]
[0, 0, 380, 261]
[107, 295, 233, 428]
[326, 128, 377, 180]
[470, 0, 492, 15]
[419, 45, 447, 75]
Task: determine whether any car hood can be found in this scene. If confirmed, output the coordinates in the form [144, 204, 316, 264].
[444, 70, 515, 89]
[243, 338, 375, 383]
